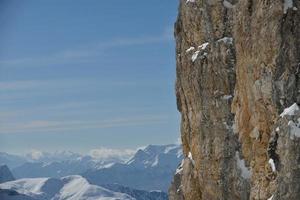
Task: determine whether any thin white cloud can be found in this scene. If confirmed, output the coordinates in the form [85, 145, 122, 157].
[0, 79, 93, 102]
[0, 28, 173, 68]
[0, 80, 43, 91]
[27, 149, 44, 160]
[89, 148, 135, 161]
[0, 115, 168, 134]
[0, 79, 73, 92]
[0, 78, 163, 91]
[22, 148, 135, 162]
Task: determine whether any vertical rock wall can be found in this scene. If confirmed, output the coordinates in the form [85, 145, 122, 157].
[170, 0, 300, 199]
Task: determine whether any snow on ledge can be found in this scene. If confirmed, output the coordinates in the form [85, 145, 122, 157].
[198, 42, 209, 50]
[280, 103, 299, 117]
[268, 158, 276, 172]
[186, 0, 195, 3]
[190, 42, 209, 62]
[217, 37, 233, 44]
[186, 47, 195, 53]
[222, 94, 233, 100]
[223, 1, 234, 9]
[191, 50, 200, 62]
[188, 152, 195, 165]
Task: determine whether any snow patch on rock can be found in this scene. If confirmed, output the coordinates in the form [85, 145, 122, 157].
[287, 120, 300, 139]
[223, 1, 234, 9]
[268, 158, 276, 172]
[222, 94, 233, 100]
[188, 152, 195, 165]
[284, 0, 295, 14]
[190, 42, 209, 62]
[217, 37, 233, 44]
[186, 0, 195, 3]
[235, 152, 251, 179]
[280, 103, 299, 117]
[192, 51, 200, 62]
[186, 47, 195, 53]
[198, 42, 209, 50]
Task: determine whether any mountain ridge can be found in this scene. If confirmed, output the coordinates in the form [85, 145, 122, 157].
[83, 144, 182, 192]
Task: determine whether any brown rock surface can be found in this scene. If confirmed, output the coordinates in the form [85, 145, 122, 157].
[170, 0, 300, 199]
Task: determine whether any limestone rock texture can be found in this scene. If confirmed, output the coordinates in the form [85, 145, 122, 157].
[169, 0, 300, 199]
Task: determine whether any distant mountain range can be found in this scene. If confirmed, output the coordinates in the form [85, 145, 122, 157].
[0, 152, 27, 169]
[12, 156, 113, 179]
[0, 144, 183, 199]
[83, 144, 183, 192]
[1, 150, 131, 179]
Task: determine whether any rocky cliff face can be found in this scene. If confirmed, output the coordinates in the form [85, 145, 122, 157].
[169, 0, 300, 199]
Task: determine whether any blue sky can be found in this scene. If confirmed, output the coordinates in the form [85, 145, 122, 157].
[0, 0, 180, 154]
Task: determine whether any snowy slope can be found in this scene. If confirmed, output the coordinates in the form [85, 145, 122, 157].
[0, 175, 134, 200]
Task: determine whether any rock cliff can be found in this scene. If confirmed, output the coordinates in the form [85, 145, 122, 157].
[169, 0, 300, 199]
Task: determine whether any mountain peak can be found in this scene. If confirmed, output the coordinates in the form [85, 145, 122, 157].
[83, 144, 182, 192]
[126, 144, 182, 168]
[0, 165, 15, 183]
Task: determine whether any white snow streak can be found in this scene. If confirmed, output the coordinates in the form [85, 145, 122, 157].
[268, 158, 276, 172]
[186, 47, 195, 53]
[191, 50, 200, 62]
[186, 0, 196, 3]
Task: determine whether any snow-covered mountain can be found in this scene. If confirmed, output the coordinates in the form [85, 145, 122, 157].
[0, 144, 182, 198]
[0, 165, 15, 183]
[83, 144, 183, 192]
[126, 144, 182, 169]
[11, 150, 131, 179]
[0, 175, 134, 200]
